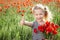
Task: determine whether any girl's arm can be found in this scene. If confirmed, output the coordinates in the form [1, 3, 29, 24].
[20, 16, 33, 27]
[24, 21, 33, 27]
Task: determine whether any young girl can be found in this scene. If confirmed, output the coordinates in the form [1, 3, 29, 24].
[20, 4, 52, 40]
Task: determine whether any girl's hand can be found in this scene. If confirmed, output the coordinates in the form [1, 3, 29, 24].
[20, 16, 25, 25]
[20, 14, 33, 27]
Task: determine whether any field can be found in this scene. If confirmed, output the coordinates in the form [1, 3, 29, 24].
[0, 0, 60, 40]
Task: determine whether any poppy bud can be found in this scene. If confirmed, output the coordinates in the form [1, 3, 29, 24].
[34, 28, 38, 33]
[21, 13, 24, 16]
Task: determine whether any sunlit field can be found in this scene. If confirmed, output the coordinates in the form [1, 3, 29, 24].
[0, 0, 60, 40]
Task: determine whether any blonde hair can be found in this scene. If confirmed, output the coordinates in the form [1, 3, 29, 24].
[32, 4, 53, 21]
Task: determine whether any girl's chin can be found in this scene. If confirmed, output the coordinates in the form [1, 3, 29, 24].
[36, 19, 41, 20]
[37, 18, 42, 20]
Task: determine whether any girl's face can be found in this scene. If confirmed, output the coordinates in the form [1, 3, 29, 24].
[33, 9, 44, 20]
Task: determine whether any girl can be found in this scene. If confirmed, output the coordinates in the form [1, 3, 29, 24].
[20, 4, 52, 40]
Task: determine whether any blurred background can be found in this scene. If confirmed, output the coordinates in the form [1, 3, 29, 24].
[0, 0, 60, 40]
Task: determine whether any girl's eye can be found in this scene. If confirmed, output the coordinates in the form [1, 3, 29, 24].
[39, 13, 43, 15]
[36, 14, 38, 15]
[35, 14, 38, 15]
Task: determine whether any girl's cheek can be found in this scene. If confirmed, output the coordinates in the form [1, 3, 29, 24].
[34, 14, 37, 17]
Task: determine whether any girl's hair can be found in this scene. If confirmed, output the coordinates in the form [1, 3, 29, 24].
[32, 4, 53, 21]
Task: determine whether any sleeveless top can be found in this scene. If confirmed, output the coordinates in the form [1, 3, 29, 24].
[32, 21, 45, 40]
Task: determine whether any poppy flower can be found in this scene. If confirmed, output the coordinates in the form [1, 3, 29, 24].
[42, 0, 52, 4]
[38, 26, 44, 32]
[42, 0, 48, 4]
[21, 10, 26, 13]
[11, 2, 16, 7]
[34, 28, 38, 33]
[46, 21, 50, 26]
[23, 2, 27, 7]
[51, 22, 54, 26]
[46, 26, 54, 33]
[51, 23, 56, 30]
[52, 30, 57, 35]
[17, 5, 21, 9]
[4, 5, 10, 9]
[17, 1, 21, 5]
[27, 0, 31, 2]
[13, 2, 16, 5]
[48, 0, 52, 2]
[43, 24, 47, 29]
[34, 0, 39, 2]
[30, 3, 33, 6]
[46, 26, 51, 33]
[55, 24, 59, 29]
[0, 6, 2, 12]
[17, 9, 21, 13]
[21, 13, 24, 16]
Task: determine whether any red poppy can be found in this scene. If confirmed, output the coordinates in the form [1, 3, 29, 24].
[17, 5, 21, 9]
[34, 28, 38, 33]
[4, 5, 10, 9]
[38, 26, 44, 32]
[46, 21, 50, 26]
[11, 2, 16, 7]
[43, 24, 47, 29]
[51, 23, 56, 30]
[42, 0, 52, 4]
[55, 24, 59, 29]
[46, 26, 51, 33]
[34, 0, 39, 2]
[52, 25, 57, 30]
[23, 2, 27, 7]
[17, 1, 21, 5]
[21, 10, 26, 13]
[51, 22, 54, 26]
[46, 26, 55, 33]
[0, 6, 2, 12]
[21, 13, 24, 16]
[52, 30, 57, 35]
[17, 9, 21, 13]
[48, 0, 52, 2]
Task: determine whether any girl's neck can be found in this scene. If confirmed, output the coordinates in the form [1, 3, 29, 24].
[36, 19, 44, 23]
[36, 19, 45, 25]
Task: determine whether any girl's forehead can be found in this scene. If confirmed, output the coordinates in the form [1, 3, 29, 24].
[34, 9, 44, 14]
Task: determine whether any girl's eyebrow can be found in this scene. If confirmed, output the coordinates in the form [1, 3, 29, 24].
[39, 13, 42, 14]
